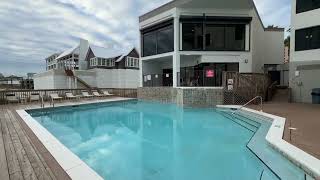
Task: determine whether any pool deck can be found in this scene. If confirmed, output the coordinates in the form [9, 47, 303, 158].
[0, 98, 319, 179]
[0, 97, 133, 180]
[249, 102, 320, 160]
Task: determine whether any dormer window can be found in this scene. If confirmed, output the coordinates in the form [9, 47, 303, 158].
[90, 57, 115, 67]
[126, 57, 139, 68]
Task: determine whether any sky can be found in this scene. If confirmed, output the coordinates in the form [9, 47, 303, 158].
[0, 0, 291, 76]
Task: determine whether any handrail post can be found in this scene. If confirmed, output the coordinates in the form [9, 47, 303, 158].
[232, 96, 263, 114]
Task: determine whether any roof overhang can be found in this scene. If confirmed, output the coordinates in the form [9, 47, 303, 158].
[139, 0, 255, 22]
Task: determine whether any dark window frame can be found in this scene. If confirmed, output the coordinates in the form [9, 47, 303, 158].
[141, 20, 174, 57]
[181, 22, 204, 51]
[181, 22, 247, 52]
[296, 0, 320, 14]
[295, 25, 320, 51]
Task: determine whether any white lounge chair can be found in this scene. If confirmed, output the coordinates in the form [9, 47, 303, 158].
[50, 93, 63, 101]
[103, 91, 114, 96]
[30, 93, 40, 102]
[65, 92, 77, 99]
[6, 93, 19, 104]
[81, 91, 94, 98]
[92, 91, 104, 97]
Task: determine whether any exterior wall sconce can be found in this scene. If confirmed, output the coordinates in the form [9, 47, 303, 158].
[244, 59, 249, 63]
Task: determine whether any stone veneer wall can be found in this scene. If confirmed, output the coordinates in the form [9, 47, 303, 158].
[177, 88, 224, 108]
[138, 87, 224, 108]
[137, 87, 178, 103]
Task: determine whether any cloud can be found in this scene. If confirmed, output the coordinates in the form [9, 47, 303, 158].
[0, 0, 289, 76]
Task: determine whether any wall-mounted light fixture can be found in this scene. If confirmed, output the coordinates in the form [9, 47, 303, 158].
[244, 59, 248, 64]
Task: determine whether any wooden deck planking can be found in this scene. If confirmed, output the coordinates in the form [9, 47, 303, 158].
[4, 111, 39, 180]
[0, 109, 10, 180]
[7, 110, 56, 180]
[0, 104, 67, 180]
[0, 111, 24, 180]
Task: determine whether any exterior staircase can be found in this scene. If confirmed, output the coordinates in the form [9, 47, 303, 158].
[270, 87, 291, 103]
[64, 69, 93, 89]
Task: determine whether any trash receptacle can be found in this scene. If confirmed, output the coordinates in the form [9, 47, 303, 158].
[311, 88, 320, 104]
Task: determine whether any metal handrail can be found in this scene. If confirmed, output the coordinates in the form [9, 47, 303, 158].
[50, 97, 54, 107]
[40, 95, 44, 108]
[232, 96, 263, 114]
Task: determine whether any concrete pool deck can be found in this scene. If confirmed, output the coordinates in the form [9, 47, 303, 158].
[249, 102, 320, 160]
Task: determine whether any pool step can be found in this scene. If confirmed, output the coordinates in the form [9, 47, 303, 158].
[232, 112, 261, 128]
[260, 170, 276, 180]
[218, 111, 259, 132]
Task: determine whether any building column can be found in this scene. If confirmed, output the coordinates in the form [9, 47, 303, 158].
[173, 54, 180, 87]
[139, 59, 143, 87]
[173, 11, 180, 87]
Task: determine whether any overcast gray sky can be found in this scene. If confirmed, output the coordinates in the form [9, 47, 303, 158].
[0, 0, 291, 76]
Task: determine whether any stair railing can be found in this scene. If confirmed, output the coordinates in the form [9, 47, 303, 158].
[232, 96, 263, 115]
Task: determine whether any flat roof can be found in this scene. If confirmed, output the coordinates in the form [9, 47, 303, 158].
[139, 0, 284, 31]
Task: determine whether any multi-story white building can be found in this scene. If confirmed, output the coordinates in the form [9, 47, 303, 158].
[34, 39, 140, 89]
[290, 0, 320, 103]
[139, 0, 284, 88]
[45, 53, 60, 71]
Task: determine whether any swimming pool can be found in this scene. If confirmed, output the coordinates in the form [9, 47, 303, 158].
[28, 100, 305, 180]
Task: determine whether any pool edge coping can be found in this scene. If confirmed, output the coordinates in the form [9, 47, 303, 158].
[217, 105, 320, 179]
[16, 98, 136, 180]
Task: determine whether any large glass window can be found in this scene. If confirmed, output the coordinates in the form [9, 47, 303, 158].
[205, 25, 225, 50]
[295, 26, 320, 51]
[157, 26, 174, 54]
[225, 25, 245, 51]
[182, 23, 203, 50]
[142, 21, 174, 57]
[296, 0, 320, 13]
[311, 27, 320, 49]
[182, 22, 246, 51]
[143, 32, 157, 56]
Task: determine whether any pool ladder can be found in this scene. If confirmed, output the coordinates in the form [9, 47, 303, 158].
[232, 96, 263, 115]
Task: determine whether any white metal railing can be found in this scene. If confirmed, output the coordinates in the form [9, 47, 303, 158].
[232, 96, 263, 114]
[40, 95, 44, 108]
[50, 97, 55, 107]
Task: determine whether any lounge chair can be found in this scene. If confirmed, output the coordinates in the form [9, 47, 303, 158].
[50, 93, 63, 101]
[92, 91, 104, 97]
[102, 91, 114, 96]
[30, 93, 40, 102]
[6, 93, 19, 104]
[65, 92, 77, 99]
[81, 91, 94, 98]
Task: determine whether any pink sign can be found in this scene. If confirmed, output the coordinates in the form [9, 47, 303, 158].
[206, 70, 214, 78]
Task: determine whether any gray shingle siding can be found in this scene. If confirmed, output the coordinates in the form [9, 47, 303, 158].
[116, 49, 140, 70]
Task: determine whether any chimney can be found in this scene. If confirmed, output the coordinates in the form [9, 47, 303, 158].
[79, 38, 89, 70]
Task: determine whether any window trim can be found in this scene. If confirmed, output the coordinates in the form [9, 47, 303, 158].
[90, 57, 115, 67]
[126, 57, 139, 68]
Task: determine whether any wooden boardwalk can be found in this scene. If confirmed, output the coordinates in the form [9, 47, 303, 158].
[0, 103, 73, 180]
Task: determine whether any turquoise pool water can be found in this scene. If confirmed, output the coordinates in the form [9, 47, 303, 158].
[28, 100, 305, 180]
